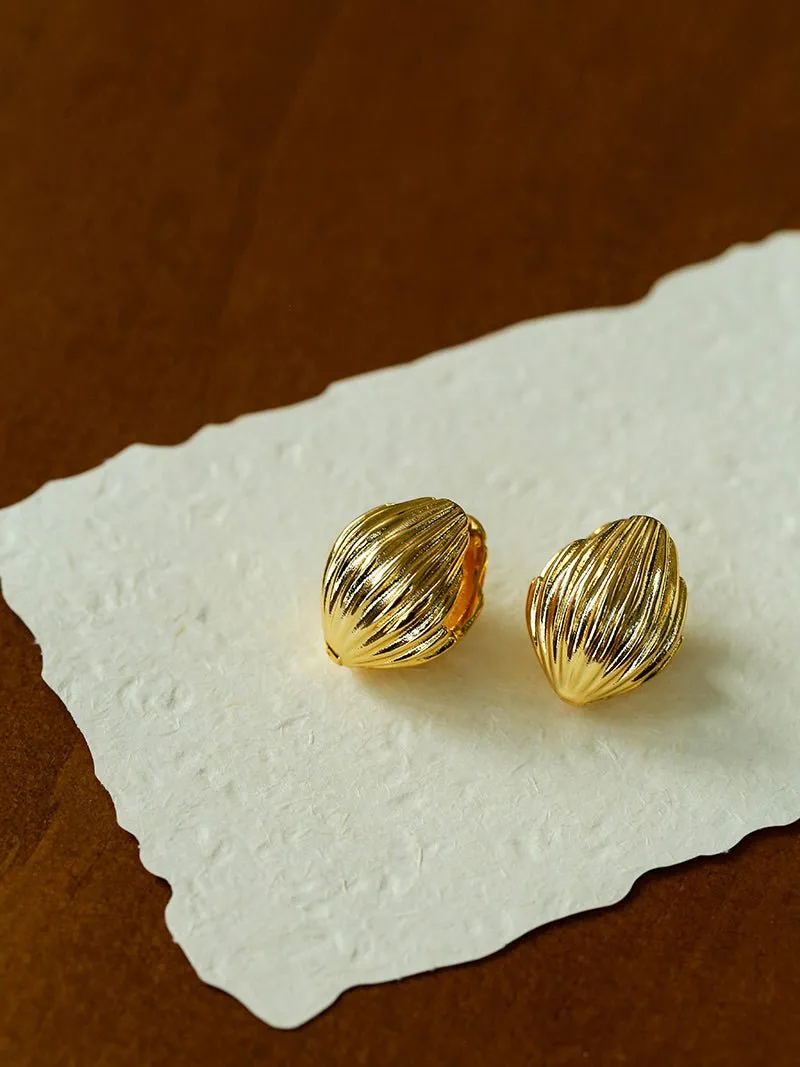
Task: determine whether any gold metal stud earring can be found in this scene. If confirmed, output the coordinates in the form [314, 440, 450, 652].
[322, 497, 487, 668]
[526, 515, 687, 707]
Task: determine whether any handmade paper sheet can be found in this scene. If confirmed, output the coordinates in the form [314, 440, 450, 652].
[1, 234, 799, 1027]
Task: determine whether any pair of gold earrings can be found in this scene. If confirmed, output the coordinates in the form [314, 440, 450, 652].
[321, 497, 688, 707]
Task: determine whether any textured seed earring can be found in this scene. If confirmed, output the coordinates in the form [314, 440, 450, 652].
[526, 515, 687, 706]
[322, 497, 487, 668]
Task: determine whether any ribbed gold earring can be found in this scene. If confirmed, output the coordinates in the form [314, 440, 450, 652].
[322, 497, 487, 668]
[526, 515, 687, 706]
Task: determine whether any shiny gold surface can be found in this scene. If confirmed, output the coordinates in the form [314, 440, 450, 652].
[322, 497, 487, 668]
[526, 515, 688, 707]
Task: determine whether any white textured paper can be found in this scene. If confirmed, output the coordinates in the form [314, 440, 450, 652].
[2, 235, 800, 1027]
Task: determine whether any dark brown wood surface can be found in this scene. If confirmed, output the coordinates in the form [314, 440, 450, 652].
[2, 3, 800, 1064]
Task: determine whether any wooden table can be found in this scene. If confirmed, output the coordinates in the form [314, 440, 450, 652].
[2, 3, 799, 1064]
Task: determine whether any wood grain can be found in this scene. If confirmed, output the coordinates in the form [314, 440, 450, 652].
[1, 2, 799, 1064]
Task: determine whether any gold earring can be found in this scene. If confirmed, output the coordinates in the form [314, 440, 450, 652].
[322, 497, 487, 668]
[526, 515, 687, 707]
